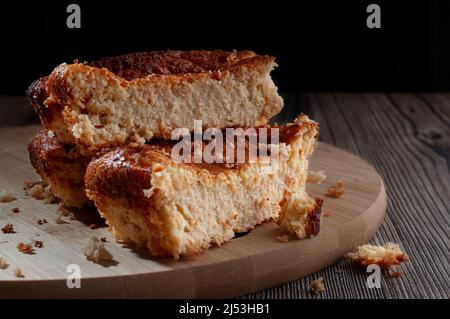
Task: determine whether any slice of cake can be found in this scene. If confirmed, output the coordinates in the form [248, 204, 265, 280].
[28, 50, 283, 154]
[85, 115, 321, 258]
[28, 130, 91, 208]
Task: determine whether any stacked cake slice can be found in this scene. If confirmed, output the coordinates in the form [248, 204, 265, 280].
[27, 50, 322, 258]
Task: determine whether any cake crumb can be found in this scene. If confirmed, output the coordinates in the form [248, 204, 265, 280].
[0, 190, 15, 203]
[82, 235, 113, 263]
[58, 206, 76, 220]
[277, 234, 289, 243]
[11, 207, 20, 213]
[14, 268, 24, 278]
[34, 240, 44, 248]
[17, 242, 34, 254]
[37, 219, 48, 225]
[0, 257, 9, 269]
[100, 237, 107, 242]
[307, 170, 327, 184]
[345, 242, 409, 269]
[55, 212, 68, 224]
[322, 210, 334, 217]
[1, 224, 16, 234]
[310, 277, 325, 294]
[326, 180, 345, 198]
[25, 181, 58, 204]
[89, 224, 98, 230]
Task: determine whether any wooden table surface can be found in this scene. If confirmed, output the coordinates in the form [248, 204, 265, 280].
[1, 93, 449, 299]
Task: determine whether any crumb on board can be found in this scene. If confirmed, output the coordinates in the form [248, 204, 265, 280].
[326, 180, 345, 198]
[89, 224, 98, 230]
[11, 207, 20, 213]
[310, 277, 325, 294]
[24, 181, 58, 204]
[307, 170, 327, 184]
[58, 206, 70, 216]
[0, 257, 9, 269]
[345, 242, 410, 269]
[58, 206, 76, 220]
[55, 212, 69, 225]
[322, 210, 334, 217]
[0, 190, 15, 203]
[82, 235, 113, 263]
[1, 223, 16, 234]
[100, 237, 107, 242]
[17, 242, 34, 254]
[277, 234, 289, 243]
[14, 268, 24, 278]
[34, 240, 44, 248]
[37, 219, 48, 225]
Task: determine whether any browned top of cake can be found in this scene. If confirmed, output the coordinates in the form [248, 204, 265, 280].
[87, 50, 263, 80]
[28, 130, 90, 176]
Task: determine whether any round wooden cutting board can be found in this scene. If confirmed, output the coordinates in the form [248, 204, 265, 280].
[0, 126, 386, 298]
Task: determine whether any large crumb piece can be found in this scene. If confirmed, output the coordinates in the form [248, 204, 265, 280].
[0, 190, 15, 203]
[82, 235, 113, 263]
[310, 277, 325, 294]
[0, 257, 9, 269]
[14, 268, 24, 278]
[326, 180, 345, 198]
[17, 242, 34, 254]
[1, 224, 16, 234]
[25, 181, 58, 204]
[345, 242, 410, 269]
[277, 193, 322, 239]
[307, 170, 327, 184]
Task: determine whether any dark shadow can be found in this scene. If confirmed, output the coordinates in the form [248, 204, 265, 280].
[60, 205, 107, 227]
[96, 259, 119, 268]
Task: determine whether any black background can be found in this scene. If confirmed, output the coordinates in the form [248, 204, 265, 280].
[0, 0, 449, 95]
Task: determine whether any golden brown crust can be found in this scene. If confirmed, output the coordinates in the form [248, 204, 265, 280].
[26, 77, 59, 128]
[306, 198, 323, 237]
[28, 130, 90, 177]
[28, 130, 92, 207]
[87, 50, 261, 79]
